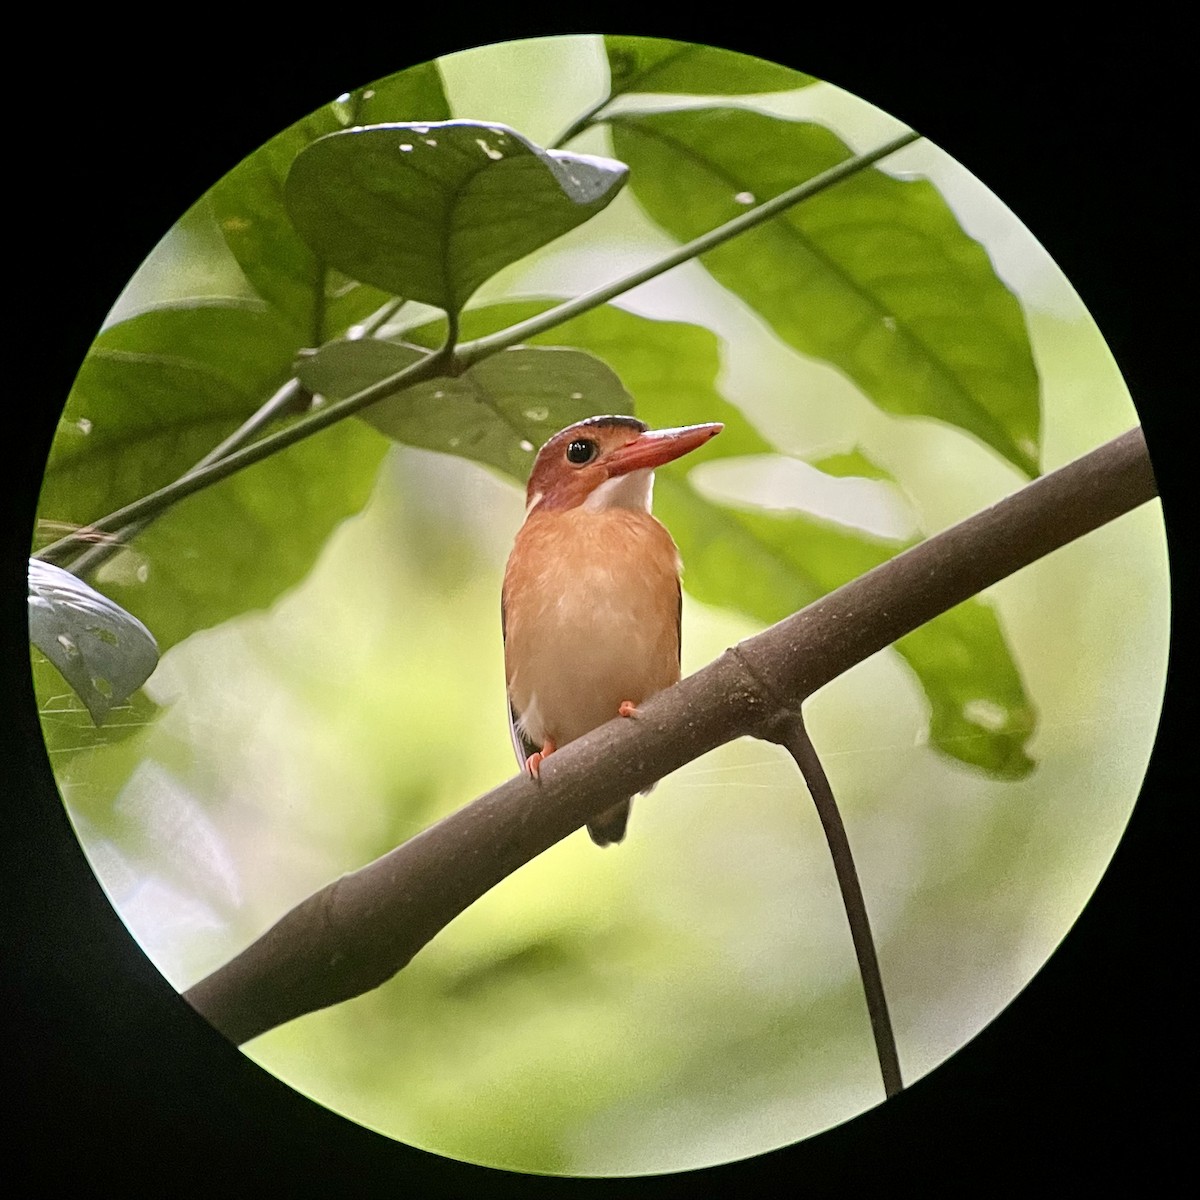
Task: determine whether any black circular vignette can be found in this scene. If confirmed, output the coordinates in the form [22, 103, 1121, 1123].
[5, 18, 1186, 1196]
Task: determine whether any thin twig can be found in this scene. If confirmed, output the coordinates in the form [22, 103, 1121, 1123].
[33, 342, 451, 560]
[61, 377, 310, 575]
[456, 130, 921, 369]
[767, 707, 903, 1097]
[38, 299, 413, 570]
[551, 94, 613, 149]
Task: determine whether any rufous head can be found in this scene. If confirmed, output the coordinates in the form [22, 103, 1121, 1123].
[524, 415, 723, 514]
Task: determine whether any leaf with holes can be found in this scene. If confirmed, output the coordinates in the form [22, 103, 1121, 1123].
[209, 61, 450, 342]
[297, 339, 631, 480]
[403, 298, 771, 466]
[28, 559, 159, 725]
[285, 121, 629, 315]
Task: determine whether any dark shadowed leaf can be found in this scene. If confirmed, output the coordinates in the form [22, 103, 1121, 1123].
[297, 339, 630, 480]
[39, 300, 389, 651]
[209, 62, 449, 342]
[28, 559, 159, 724]
[285, 122, 628, 315]
[610, 108, 1041, 476]
[604, 36, 815, 96]
[45, 300, 298, 498]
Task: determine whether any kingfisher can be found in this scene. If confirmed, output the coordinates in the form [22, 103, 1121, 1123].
[502, 415, 723, 846]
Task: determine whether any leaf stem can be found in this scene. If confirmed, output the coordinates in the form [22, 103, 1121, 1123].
[456, 129, 921, 368]
[551, 94, 613, 148]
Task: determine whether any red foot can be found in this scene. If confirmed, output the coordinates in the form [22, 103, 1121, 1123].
[525, 737, 557, 778]
[618, 700, 639, 718]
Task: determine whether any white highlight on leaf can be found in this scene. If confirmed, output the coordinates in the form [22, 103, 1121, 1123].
[964, 699, 1008, 731]
[691, 455, 916, 540]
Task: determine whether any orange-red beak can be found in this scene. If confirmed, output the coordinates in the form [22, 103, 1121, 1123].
[605, 422, 723, 476]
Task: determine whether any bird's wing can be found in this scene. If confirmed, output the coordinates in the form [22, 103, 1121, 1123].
[502, 591, 538, 768]
[676, 577, 682, 667]
[508, 698, 538, 768]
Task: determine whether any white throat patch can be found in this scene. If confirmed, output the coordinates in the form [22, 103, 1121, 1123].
[583, 468, 654, 513]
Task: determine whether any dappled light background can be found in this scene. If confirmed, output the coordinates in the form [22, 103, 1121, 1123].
[36, 37, 1168, 1176]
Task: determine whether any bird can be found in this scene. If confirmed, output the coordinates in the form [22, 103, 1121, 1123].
[502, 414, 723, 845]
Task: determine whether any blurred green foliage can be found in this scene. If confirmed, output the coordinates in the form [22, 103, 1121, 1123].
[30, 34, 1167, 1177]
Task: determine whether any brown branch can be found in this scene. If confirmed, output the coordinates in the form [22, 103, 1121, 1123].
[183, 426, 1158, 1046]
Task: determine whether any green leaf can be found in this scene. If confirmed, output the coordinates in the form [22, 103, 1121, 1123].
[28, 559, 159, 725]
[655, 475, 1034, 776]
[39, 300, 389, 651]
[610, 109, 1041, 476]
[297, 339, 630, 481]
[285, 121, 629, 315]
[46, 300, 297, 498]
[810, 449, 893, 481]
[897, 605, 1036, 777]
[352, 61, 452, 126]
[210, 61, 450, 342]
[604, 36, 816, 95]
[407, 298, 772, 465]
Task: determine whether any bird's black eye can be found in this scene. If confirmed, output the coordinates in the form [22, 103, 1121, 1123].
[566, 439, 597, 465]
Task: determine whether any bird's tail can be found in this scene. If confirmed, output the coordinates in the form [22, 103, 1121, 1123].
[587, 799, 631, 847]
